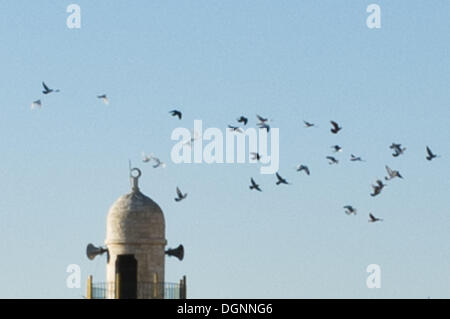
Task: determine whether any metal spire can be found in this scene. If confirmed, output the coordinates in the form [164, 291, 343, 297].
[130, 167, 142, 192]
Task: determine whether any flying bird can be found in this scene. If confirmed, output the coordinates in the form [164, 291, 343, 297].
[331, 145, 342, 153]
[296, 165, 310, 175]
[31, 100, 42, 110]
[249, 178, 262, 192]
[350, 154, 364, 162]
[97, 94, 109, 105]
[152, 157, 166, 169]
[303, 121, 315, 128]
[183, 130, 201, 148]
[175, 187, 188, 202]
[275, 173, 289, 185]
[256, 114, 269, 124]
[250, 153, 262, 161]
[426, 146, 438, 161]
[142, 152, 153, 163]
[369, 213, 383, 223]
[169, 110, 182, 120]
[385, 165, 403, 180]
[237, 116, 248, 125]
[390, 143, 406, 157]
[228, 125, 243, 133]
[257, 122, 270, 132]
[370, 180, 386, 197]
[343, 205, 357, 215]
[326, 156, 339, 165]
[42, 82, 59, 95]
[330, 121, 342, 134]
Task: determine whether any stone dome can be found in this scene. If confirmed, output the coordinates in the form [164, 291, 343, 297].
[105, 169, 166, 245]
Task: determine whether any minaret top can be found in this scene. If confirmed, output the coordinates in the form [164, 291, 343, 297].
[105, 167, 166, 246]
[130, 168, 142, 192]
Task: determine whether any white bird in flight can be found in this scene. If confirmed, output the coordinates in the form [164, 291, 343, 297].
[31, 100, 42, 110]
[385, 165, 403, 180]
[142, 152, 154, 163]
[331, 145, 343, 153]
[97, 94, 109, 105]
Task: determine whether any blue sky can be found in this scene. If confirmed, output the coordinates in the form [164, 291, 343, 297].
[0, 0, 449, 298]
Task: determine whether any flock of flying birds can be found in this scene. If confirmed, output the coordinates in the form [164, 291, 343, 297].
[165, 109, 441, 223]
[31, 82, 109, 110]
[31, 84, 441, 221]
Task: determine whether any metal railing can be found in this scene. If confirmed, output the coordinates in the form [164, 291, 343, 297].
[87, 276, 187, 299]
[91, 282, 115, 299]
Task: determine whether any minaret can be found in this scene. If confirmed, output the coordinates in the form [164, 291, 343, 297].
[105, 168, 166, 299]
[86, 168, 185, 299]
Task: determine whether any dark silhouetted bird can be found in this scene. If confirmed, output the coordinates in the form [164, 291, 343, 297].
[330, 121, 342, 134]
[257, 122, 270, 132]
[97, 94, 109, 105]
[385, 165, 403, 180]
[169, 110, 182, 120]
[370, 180, 386, 197]
[390, 143, 406, 157]
[426, 146, 438, 161]
[343, 205, 357, 215]
[326, 156, 339, 165]
[332, 145, 342, 153]
[152, 157, 166, 168]
[249, 178, 262, 192]
[237, 116, 248, 125]
[175, 187, 187, 202]
[42, 82, 60, 94]
[257, 114, 269, 124]
[369, 213, 383, 223]
[275, 173, 289, 185]
[296, 165, 310, 175]
[228, 125, 243, 133]
[304, 121, 315, 128]
[250, 153, 262, 161]
[350, 154, 364, 162]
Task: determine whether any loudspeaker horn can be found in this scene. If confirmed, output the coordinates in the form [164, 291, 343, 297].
[165, 244, 184, 261]
[86, 243, 108, 261]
